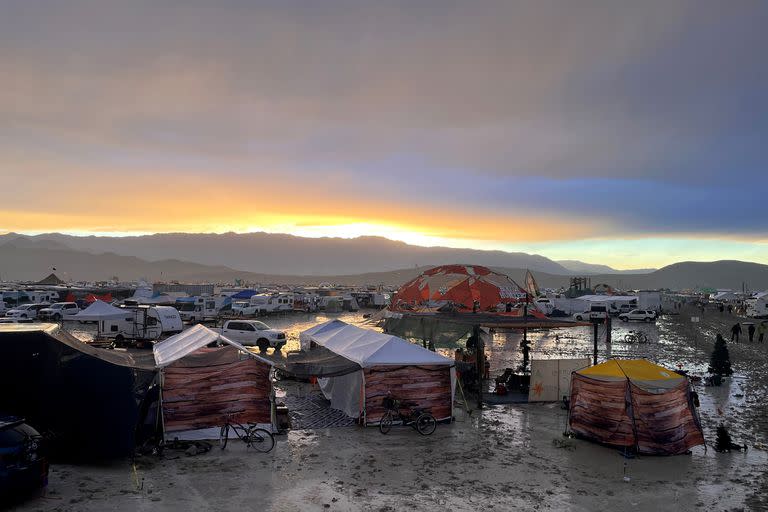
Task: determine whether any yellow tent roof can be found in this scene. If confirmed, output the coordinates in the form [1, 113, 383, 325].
[578, 359, 682, 381]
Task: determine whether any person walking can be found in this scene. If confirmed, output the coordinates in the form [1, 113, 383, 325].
[748, 323, 756, 342]
[731, 322, 742, 343]
[758, 322, 766, 343]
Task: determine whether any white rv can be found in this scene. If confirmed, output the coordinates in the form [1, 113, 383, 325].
[101, 305, 183, 342]
[248, 294, 293, 315]
[746, 297, 768, 319]
[177, 296, 222, 323]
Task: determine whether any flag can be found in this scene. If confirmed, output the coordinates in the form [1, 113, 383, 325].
[524, 269, 540, 297]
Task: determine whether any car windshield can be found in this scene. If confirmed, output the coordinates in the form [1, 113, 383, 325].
[178, 303, 196, 311]
[51, 304, 64, 309]
[253, 321, 270, 330]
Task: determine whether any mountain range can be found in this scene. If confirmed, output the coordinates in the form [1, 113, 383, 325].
[1, 232, 767, 290]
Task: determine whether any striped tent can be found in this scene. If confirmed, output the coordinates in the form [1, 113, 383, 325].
[568, 359, 704, 455]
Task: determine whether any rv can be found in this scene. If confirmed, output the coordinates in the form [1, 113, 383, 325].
[746, 298, 768, 319]
[177, 296, 223, 323]
[248, 294, 294, 315]
[533, 298, 555, 315]
[101, 305, 183, 342]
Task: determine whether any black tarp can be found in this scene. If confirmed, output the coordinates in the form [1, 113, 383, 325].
[0, 324, 157, 460]
[260, 346, 361, 379]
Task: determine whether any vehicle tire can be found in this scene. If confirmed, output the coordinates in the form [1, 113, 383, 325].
[575, 315, 583, 321]
[248, 428, 275, 453]
[379, 412, 393, 435]
[238, 311, 243, 317]
[190, 316, 196, 323]
[620, 317, 628, 322]
[219, 425, 229, 450]
[644, 317, 652, 323]
[257, 339, 270, 352]
[115, 334, 125, 346]
[20, 314, 27, 319]
[415, 413, 437, 436]
[53, 313, 61, 321]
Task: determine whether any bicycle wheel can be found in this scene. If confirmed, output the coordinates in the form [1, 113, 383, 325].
[248, 428, 275, 453]
[219, 424, 229, 450]
[624, 334, 635, 344]
[415, 413, 437, 436]
[379, 411, 393, 434]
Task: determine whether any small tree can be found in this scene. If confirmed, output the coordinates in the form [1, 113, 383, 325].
[708, 334, 733, 376]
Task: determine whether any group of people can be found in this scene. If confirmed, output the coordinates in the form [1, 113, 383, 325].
[730, 321, 767, 343]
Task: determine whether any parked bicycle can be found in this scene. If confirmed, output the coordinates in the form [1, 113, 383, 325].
[378, 396, 437, 435]
[219, 412, 275, 453]
[624, 331, 649, 344]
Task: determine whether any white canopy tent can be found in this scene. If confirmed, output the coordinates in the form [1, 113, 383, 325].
[153, 325, 274, 440]
[153, 323, 271, 367]
[300, 320, 455, 420]
[64, 299, 126, 321]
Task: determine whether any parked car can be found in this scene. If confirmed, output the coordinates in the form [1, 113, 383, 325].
[231, 301, 258, 317]
[618, 309, 657, 322]
[38, 302, 80, 321]
[216, 320, 287, 351]
[574, 305, 609, 322]
[4, 303, 51, 320]
[0, 417, 48, 502]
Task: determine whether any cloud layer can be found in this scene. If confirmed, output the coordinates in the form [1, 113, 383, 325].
[1, 1, 767, 266]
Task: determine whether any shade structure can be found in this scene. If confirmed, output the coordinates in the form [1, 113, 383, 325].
[569, 359, 705, 455]
[300, 320, 455, 423]
[65, 299, 126, 321]
[154, 325, 274, 439]
[390, 265, 527, 312]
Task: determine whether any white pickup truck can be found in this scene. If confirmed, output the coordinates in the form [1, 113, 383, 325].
[214, 320, 287, 351]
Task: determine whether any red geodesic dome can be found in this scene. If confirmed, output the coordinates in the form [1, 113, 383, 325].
[391, 265, 528, 311]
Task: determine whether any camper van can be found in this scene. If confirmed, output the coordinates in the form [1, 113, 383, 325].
[101, 305, 183, 342]
[177, 296, 221, 323]
[249, 294, 294, 315]
[533, 298, 554, 315]
[746, 298, 768, 319]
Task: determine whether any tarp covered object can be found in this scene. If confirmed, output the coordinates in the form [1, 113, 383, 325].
[153, 324, 271, 367]
[300, 320, 455, 422]
[568, 359, 705, 455]
[390, 264, 527, 311]
[65, 299, 126, 321]
[528, 358, 590, 402]
[0, 324, 156, 460]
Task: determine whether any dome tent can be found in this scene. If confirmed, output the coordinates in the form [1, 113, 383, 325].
[391, 264, 528, 312]
[568, 359, 704, 455]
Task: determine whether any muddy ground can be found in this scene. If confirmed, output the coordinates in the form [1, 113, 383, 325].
[12, 306, 768, 511]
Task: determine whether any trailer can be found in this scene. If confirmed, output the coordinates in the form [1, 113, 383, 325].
[101, 305, 183, 342]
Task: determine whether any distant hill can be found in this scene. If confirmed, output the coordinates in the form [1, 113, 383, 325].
[0, 232, 572, 275]
[556, 260, 656, 275]
[1, 241, 768, 291]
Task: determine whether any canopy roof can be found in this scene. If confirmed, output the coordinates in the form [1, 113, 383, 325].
[36, 273, 65, 285]
[300, 320, 453, 368]
[391, 264, 527, 312]
[153, 324, 271, 368]
[66, 299, 127, 321]
[576, 359, 683, 389]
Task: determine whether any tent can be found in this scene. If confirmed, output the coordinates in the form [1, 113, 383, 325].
[154, 325, 274, 440]
[391, 264, 528, 312]
[568, 359, 705, 455]
[231, 289, 259, 300]
[0, 324, 157, 460]
[65, 299, 126, 321]
[35, 273, 65, 285]
[299, 320, 455, 424]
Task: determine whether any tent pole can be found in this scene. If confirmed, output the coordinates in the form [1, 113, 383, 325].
[474, 325, 483, 409]
[593, 321, 599, 366]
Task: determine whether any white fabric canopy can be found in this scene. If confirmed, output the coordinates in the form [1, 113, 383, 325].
[300, 320, 454, 367]
[153, 324, 271, 368]
[65, 300, 127, 321]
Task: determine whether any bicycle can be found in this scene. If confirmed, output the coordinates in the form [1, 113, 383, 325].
[219, 412, 275, 453]
[624, 331, 649, 344]
[378, 396, 437, 436]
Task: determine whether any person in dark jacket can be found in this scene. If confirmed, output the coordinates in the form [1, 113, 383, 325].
[731, 323, 742, 342]
[748, 323, 756, 342]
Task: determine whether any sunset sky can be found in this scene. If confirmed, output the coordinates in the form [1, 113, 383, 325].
[1, 1, 766, 269]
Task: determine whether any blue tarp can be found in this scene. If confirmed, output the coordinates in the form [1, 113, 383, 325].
[231, 290, 258, 299]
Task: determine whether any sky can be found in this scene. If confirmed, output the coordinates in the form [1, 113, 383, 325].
[1, 0, 767, 269]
